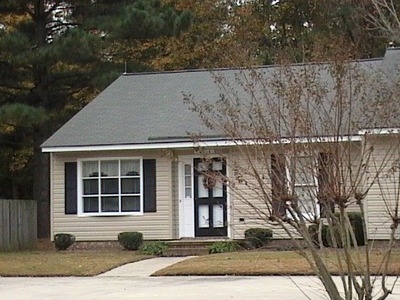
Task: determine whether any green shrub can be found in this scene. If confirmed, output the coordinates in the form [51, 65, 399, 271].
[54, 233, 75, 251]
[244, 228, 273, 248]
[308, 224, 331, 247]
[140, 241, 168, 256]
[118, 232, 143, 250]
[331, 212, 365, 247]
[309, 212, 365, 248]
[208, 241, 238, 254]
[347, 212, 365, 246]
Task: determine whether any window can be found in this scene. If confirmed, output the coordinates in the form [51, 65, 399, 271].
[184, 164, 192, 198]
[287, 154, 319, 218]
[271, 152, 332, 219]
[79, 159, 142, 215]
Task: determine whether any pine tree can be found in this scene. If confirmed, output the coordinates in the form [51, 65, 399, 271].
[0, 0, 190, 237]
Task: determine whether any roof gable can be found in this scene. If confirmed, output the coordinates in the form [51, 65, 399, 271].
[41, 48, 400, 150]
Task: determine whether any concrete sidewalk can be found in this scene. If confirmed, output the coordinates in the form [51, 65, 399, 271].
[98, 256, 193, 277]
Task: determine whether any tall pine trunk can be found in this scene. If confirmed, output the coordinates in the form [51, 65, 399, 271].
[33, 148, 50, 238]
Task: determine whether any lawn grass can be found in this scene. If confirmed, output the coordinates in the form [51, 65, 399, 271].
[153, 249, 400, 276]
[2, 247, 400, 277]
[0, 250, 151, 276]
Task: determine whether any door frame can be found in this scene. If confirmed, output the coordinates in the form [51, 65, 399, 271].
[178, 155, 195, 238]
[178, 155, 231, 239]
[194, 157, 227, 237]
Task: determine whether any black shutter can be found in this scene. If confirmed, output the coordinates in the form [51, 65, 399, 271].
[271, 154, 287, 217]
[318, 152, 334, 217]
[65, 162, 77, 215]
[143, 159, 156, 212]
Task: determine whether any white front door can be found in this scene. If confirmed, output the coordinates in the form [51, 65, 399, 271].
[178, 157, 195, 238]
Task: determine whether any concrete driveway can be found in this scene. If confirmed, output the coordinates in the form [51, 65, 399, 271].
[0, 276, 333, 300]
[1, 257, 400, 299]
[2, 275, 400, 300]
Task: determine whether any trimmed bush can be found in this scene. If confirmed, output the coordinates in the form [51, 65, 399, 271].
[208, 241, 238, 254]
[54, 233, 75, 251]
[309, 212, 365, 248]
[140, 241, 168, 256]
[244, 228, 273, 248]
[347, 212, 365, 246]
[308, 224, 331, 247]
[330, 212, 365, 247]
[118, 232, 143, 250]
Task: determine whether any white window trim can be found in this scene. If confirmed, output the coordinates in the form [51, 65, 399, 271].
[286, 154, 320, 219]
[77, 157, 144, 216]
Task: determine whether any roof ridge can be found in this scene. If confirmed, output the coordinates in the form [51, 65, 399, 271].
[122, 57, 383, 77]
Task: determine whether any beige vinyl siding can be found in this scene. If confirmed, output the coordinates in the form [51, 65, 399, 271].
[228, 148, 290, 240]
[51, 150, 173, 241]
[365, 135, 400, 240]
[171, 160, 179, 239]
[228, 142, 363, 240]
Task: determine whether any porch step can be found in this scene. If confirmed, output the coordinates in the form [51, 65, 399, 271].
[163, 247, 209, 256]
[163, 240, 221, 256]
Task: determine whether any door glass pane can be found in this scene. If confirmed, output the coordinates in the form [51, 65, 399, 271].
[197, 175, 209, 198]
[121, 160, 140, 176]
[83, 179, 98, 195]
[100, 161, 118, 177]
[83, 197, 98, 213]
[121, 196, 140, 212]
[83, 161, 98, 177]
[197, 162, 207, 172]
[213, 204, 224, 228]
[198, 205, 209, 228]
[184, 164, 191, 175]
[101, 196, 119, 212]
[121, 178, 140, 194]
[184, 164, 192, 199]
[185, 176, 191, 187]
[212, 179, 223, 198]
[212, 160, 223, 171]
[101, 178, 119, 194]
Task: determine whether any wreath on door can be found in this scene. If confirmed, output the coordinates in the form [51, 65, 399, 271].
[202, 170, 217, 189]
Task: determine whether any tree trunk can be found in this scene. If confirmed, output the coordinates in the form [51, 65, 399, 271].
[33, 149, 50, 238]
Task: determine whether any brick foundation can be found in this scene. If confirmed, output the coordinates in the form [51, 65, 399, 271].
[69, 241, 123, 251]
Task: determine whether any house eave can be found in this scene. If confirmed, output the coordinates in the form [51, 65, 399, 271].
[41, 140, 234, 153]
[41, 135, 363, 153]
[358, 128, 400, 135]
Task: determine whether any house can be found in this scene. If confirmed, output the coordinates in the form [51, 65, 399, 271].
[41, 48, 400, 243]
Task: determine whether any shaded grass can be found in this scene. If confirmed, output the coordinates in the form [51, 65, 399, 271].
[154, 249, 400, 276]
[0, 250, 151, 276]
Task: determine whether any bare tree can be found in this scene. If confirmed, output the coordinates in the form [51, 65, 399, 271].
[185, 46, 400, 299]
[364, 0, 400, 43]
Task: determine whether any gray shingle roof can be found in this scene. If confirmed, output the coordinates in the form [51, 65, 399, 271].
[41, 48, 400, 149]
[42, 70, 224, 148]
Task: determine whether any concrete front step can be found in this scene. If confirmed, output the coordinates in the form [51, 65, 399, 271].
[163, 240, 225, 256]
[163, 247, 209, 257]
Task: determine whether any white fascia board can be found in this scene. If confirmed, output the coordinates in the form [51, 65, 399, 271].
[358, 128, 400, 135]
[42, 135, 362, 153]
[42, 140, 234, 153]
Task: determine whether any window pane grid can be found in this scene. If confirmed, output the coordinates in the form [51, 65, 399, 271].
[289, 155, 318, 217]
[81, 159, 142, 214]
[184, 164, 192, 198]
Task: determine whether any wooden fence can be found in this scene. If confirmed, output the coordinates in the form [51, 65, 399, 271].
[0, 199, 37, 251]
